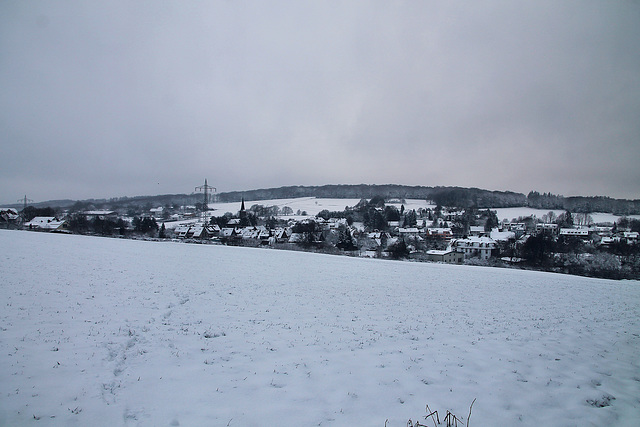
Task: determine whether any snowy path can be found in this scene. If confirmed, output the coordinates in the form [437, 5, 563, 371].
[1, 230, 639, 426]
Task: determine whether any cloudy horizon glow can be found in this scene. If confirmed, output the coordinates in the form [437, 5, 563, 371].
[1, 0, 639, 204]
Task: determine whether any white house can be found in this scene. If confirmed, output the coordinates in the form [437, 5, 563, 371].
[451, 236, 497, 260]
[25, 217, 67, 231]
[623, 232, 638, 244]
[560, 228, 590, 238]
[426, 249, 464, 264]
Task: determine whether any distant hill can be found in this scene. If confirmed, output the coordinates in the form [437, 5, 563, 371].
[4, 184, 640, 215]
[216, 184, 528, 208]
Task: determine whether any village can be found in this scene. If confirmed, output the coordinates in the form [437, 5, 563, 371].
[2, 194, 639, 279]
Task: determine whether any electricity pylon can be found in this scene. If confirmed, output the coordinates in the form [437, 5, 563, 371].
[195, 179, 216, 224]
[18, 195, 33, 211]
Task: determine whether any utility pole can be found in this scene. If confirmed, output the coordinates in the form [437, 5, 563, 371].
[195, 179, 216, 224]
[18, 195, 33, 211]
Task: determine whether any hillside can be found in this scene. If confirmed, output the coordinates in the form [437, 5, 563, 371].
[7, 184, 640, 215]
[1, 230, 639, 426]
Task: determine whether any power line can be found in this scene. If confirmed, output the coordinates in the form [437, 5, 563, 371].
[194, 179, 216, 224]
[17, 195, 33, 211]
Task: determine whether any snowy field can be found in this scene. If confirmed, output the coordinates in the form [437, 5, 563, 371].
[207, 197, 433, 219]
[1, 230, 639, 426]
[206, 197, 638, 224]
[208, 197, 365, 217]
[492, 207, 640, 225]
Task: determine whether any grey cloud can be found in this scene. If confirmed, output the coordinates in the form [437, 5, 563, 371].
[1, 1, 639, 203]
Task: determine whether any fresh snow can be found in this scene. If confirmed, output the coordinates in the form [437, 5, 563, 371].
[204, 198, 639, 224]
[1, 229, 639, 426]
[207, 198, 434, 218]
[208, 197, 364, 217]
[492, 207, 640, 224]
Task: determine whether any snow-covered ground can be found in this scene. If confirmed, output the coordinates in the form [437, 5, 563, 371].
[1, 229, 639, 426]
[204, 197, 638, 224]
[493, 207, 640, 224]
[208, 197, 364, 217]
[207, 197, 433, 219]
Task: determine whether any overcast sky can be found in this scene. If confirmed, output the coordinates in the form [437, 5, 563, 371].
[1, 0, 639, 204]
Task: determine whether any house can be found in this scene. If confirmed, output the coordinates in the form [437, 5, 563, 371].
[398, 227, 420, 237]
[288, 231, 323, 244]
[426, 227, 453, 239]
[187, 224, 209, 239]
[220, 228, 238, 238]
[273, 228, 291, 243]
[174, 224, 192, 238]
[149, 207, 164, 218]
[366, 231, 390, 249]
[426, 249, 464, 264]
[444, 210, 465, 221]
[469, 226, 486, 237]
[490, 229, 516, 242]
[327, 218, 348, 229]
[451, 236, 497, 260]
[594, 226, 613, 236]
[83, 210, 118, 221]
[173, 223, 218, 239]
[24, 216, 67, 231]
[536, 223, 559, 234]
[559, 228, 590, 238]
[507, 223, 527, 232]
[623, 232, 639, 244]
[0, 208, 21, 227]
[240, 226, 268, 240]
[598, 236, 620, 246]
[257, 228, 272, 244]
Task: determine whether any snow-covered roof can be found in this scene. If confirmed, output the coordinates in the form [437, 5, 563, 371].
[398, 227, 420, 234]
[220, 228, 236, 237]
[490, 230, 516, 242]
[274, 228, 289, 239]
[83, 210, 116, 215]
[0, 209, 20, 221]
[426, 227, 452, 235]
[190, 225, 205, 237]
[25, 217, 65, 230]
[560, 228, 590, 236]
[452, 236, 497, 247]
[426, 249, 453, 255]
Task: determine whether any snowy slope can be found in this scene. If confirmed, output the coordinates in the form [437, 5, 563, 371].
[206, 197, 639, 224]
[1, 230, 639, 426]
[207, 197, 432, 218]
[493, 207, 640, 224]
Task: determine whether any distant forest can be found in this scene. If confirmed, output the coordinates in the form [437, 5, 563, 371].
[8, 184, 640, 215]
